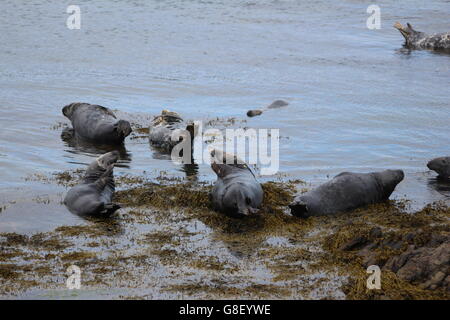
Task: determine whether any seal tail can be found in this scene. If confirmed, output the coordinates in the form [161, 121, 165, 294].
[289, 201, 309, 218]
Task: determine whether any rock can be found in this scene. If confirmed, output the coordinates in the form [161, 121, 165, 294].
[403, 232, 415, 243]
[369, 227, 383, 239]
[358, 245, 381, 268]
[383, 245, 416, 273]
[340, 236, 368, 251]
[385, 242, 450, 290]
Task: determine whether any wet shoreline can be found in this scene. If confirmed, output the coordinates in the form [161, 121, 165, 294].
[1, 164, 449, 299]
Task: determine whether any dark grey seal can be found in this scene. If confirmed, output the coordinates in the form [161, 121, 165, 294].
[246, 100, 289, 117]
[427, 156, 450, 179]
[64, 151, 121, 216]
[210, 149, 263, 218]
[394, 22, 450, 51]
[62, 103, 132, 144]
[289, 170, 404, 217]
[247, 109, 263, 117]
[148, 110, 195, 153]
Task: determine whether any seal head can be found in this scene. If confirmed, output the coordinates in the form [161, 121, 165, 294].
[375, 169, 405, 199]
[427, 157, 450, 179]
[220, 183, 260, 217]
[394, 22, 426, 47]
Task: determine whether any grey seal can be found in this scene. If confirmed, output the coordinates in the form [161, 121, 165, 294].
[394, 22, 450, 51]
[148, 110, 195, 153]
[209, 149, 263, 218]
[62, 103, 132, 145]
[427, 156, 450, 179]
[246, 100, 289, 117]
[289, 169, 404, 217]
[247, 109, 263, 117]
[64, 151, 121, 216]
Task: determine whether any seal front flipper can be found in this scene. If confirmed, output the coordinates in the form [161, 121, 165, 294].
[61, 127, 75, 141]
[94, 167, 114, 191]
[99, 203, 121, 216]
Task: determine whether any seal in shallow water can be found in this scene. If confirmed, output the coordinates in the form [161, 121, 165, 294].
[209, 149, 263, 218]
[394, 22, 450, 51]
[427, 157, 450, 179]
[64, 151, 121, 216]
[62, 103, 132, 145]
[289, 169, 404, 217]
[148, 110, 195, 153]
[246, 100, 289, 117]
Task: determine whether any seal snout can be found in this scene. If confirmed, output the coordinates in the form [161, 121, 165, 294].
[427, 158, 446, 171]
[382, 169, 404, 185]
[427, 157, 450, 178]
[392, 169, 405, 183]
[427, 160, 436, 170]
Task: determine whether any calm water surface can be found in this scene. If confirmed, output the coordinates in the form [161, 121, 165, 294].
[0, 0, 449, 233]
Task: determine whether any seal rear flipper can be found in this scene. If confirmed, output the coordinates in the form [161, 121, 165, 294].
[289, 201, 309, 218]
[210, 149, 254, 176]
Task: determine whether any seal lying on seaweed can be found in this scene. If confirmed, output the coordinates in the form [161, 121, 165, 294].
[209, 149, 263, 218]
[394, 22, 450, 51]
[148, 110, 195, 153]
[62, 103, 132, 145]
[289, 169, 404, 217]
[64, 151, 121, 216]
